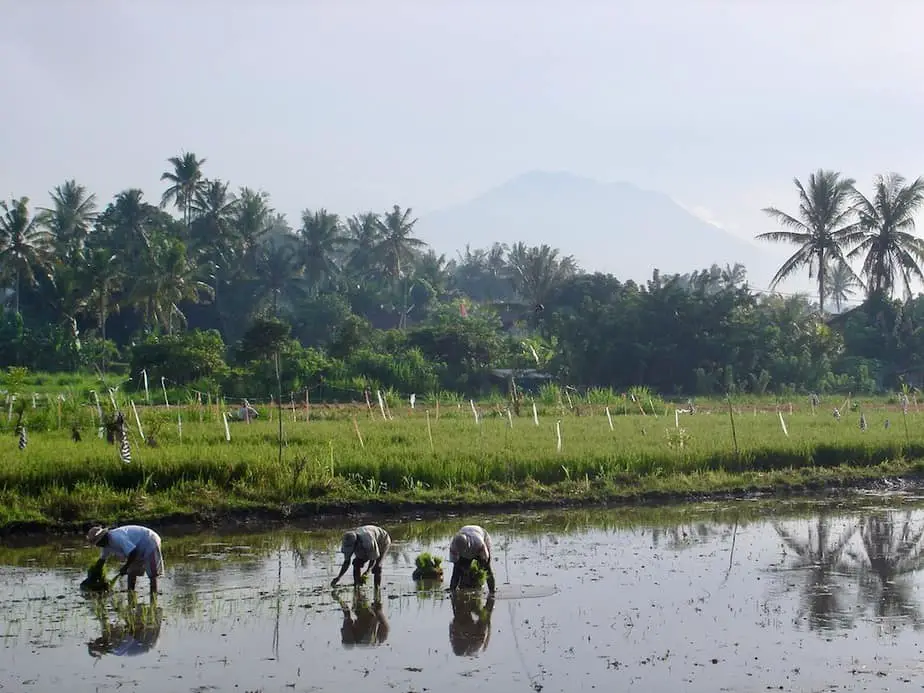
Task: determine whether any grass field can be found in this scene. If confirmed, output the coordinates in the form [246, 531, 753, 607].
[0, 385, 922, 532]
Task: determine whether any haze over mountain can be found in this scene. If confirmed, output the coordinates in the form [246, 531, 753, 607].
[417, 171, 792, 290]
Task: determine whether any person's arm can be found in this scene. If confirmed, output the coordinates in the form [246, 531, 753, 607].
[449, 562, 462, 591]
[331, 555, 351, 586]
[116, 547, 140, 576]
[482, 558, 496, 594]
[361, 557, 380, 577]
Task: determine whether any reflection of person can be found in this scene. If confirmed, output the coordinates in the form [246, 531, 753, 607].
[449, 525, 496, 594]
[331, 525, 391, 588]
[87, 598, 163, 658]
[87, 525, 165, 595]
[338, 589, 390, 647]
[449, 591, 495, 656]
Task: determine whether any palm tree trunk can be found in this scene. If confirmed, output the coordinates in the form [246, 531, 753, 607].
[13, 266, 20, 316]
[817, 255, 826, 314]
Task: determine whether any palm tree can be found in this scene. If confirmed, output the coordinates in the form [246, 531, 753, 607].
[298, 209, 346, 292]
[160, 151, 206, 229]
[131, 239, 213, 334]
[374, 205, 427, 328]
[848, 173, 924, 299]
[234, 188, 273, 274]
[190, 179, 239, 261]
[344, 212, 383, 281]
[256, 238, 303, 316]
[757, 170, 859, 314]
[0, 197, 53, 316]
[38, 180, 97, 260]
[506, 242, 578, 309]
[81, 247, 122, 342]
[824, 261, 860, 313]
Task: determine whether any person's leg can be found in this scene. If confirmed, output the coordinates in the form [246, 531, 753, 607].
[352, 557, 365, 584]
[371, 560, 382, 588]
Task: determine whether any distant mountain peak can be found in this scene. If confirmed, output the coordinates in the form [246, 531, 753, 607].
[417, 170, 781, 285]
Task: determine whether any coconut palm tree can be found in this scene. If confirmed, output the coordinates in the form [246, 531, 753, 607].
[190, 179, 239, 256]
[824, 261, 860, 313]
[298, 209, 346, 293]
[374, 205, 427, 328]
[506, 242, 578, 309]
[130, 239, 213, 334]
[160, 151, 206, 230]
[757, 170, 859, 314]
[38, 180, 97, 260]
[256, 238, 303, 316]
[848, 173, 924, 299]
[0, 197, 53, 316]
[234, 188, 273, 274]
[78, 247, 122, 343]
[344, 212, 382, 281]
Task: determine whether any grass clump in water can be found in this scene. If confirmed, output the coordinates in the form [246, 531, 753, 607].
[458, 561, 487, 589]
[80, 561, 111, 592]
[412, 552, 444, 581]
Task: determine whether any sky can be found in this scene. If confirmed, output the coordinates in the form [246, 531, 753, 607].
[4, 0, 924, 298]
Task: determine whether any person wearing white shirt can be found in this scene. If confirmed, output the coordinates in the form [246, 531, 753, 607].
[86, 524, 165, 595]
[449, 525, 496, 594]
[331, 525, 391, 588]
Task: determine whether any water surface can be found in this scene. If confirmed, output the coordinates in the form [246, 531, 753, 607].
[2, 495, 924, 691]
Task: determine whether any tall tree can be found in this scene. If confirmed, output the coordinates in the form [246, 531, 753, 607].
[38, 180, 97, 260]
[848, 173, 924, 299]
[298, 209, 346, 292]
[374, 205, 427, 328]
[81, 247, 121, 341]
[824, 261, 860, 313]
[234, 188, 273, 274]
[130, 239, 213, 334]
[344, 212, 382, 281]
[757, 170, 859, 313]
[160, 151, 206, 230]
[256, 238, 303, 316]
[0, 197, 52, 316]
[506, 242, 578, 309]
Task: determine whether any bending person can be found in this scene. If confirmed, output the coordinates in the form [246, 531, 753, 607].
[449, 524, 496, 594]
[87, 525, 165, 595]
[331, 525, 392, 589]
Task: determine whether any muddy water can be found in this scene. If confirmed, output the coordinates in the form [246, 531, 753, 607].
[3, 496, 924, 691]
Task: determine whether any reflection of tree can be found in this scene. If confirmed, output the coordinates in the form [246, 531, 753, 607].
[852, 512, 924, 627]
[651, 522, 733, 550]
[449, 591, 494, 657]
[338, 589, 389, 647]
[772, 514, 859, 631]
[87, 596, 162, 658]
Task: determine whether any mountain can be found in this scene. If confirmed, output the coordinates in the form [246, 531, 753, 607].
[416, 171, 786, 288]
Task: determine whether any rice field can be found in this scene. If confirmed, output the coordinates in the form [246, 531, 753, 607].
[0, 389, 922, 529]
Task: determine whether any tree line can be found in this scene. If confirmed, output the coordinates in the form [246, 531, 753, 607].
[0, 154, 920, 398]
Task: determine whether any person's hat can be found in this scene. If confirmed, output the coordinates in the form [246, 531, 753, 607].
[86, 526, 109, 545]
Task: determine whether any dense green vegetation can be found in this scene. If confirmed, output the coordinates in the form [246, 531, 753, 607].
[4, 158, 924, 401]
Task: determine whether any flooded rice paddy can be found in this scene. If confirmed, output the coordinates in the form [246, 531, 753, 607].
[3, 494, 924, 691]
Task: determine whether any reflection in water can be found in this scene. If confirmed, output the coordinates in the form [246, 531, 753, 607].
[773, 513, 859, 631]
[772, 509, 924, 633]
[337, 589, 389, 647]
[87, 595, 162, 658]
[449, 591, 494, 657]
[854, 512, 924, 627]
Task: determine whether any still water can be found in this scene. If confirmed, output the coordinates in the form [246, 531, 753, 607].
[2, 494, 924, 692]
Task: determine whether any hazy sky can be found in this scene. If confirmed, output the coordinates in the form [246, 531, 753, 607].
[4, 0, 924, 293]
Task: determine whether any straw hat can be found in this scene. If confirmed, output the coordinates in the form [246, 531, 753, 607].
[86, 526, 109, 546]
